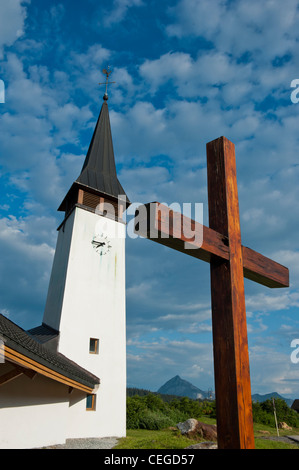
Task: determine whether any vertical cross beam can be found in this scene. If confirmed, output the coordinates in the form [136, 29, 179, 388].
[207, 137, 255, 449]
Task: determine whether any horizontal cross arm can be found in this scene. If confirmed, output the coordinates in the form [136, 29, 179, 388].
[134, 202, 289, 289]
[242, 246, 289, 289]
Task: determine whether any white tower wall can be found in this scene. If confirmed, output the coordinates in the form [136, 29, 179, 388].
[43, 206, 127, 438]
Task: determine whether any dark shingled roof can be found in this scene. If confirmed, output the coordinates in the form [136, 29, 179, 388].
[76, 101, 130, 204]
[27, 323, 59, 353]
[27, 323, 59, 344]
[0, 314, 100, 390]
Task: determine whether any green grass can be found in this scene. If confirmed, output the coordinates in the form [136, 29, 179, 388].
[254, 438, 298, 449]
[113, 416, 299, 450]
[113, 429, 205, 450]
[254, 422, 299, 449]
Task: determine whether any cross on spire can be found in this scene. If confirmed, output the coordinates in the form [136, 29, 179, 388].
[58, 73, 130, 214]
[99, 66, 116, 101]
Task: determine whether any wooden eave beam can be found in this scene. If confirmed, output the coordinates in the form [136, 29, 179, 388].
[0, 367, 23, 386]
[0, 363, 36, 386]
[2, 345, 96, 394]
[134, 202, 289, 289]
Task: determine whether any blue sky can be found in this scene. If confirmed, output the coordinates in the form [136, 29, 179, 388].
[1, 0, 299, 398]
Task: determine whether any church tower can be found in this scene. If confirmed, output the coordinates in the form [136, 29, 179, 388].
[42, 81, 130, 438]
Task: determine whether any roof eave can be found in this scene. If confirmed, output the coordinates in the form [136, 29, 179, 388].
[2, 343, 99, 393]
[58, 181, 131, 212]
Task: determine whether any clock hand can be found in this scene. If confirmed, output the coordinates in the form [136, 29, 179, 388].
[92, 240, 106, 247]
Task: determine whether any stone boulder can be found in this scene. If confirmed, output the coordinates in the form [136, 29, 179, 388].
[177, 419, 217, 441]
[278, 422, 292, 431]
[177, 418, 198, 434]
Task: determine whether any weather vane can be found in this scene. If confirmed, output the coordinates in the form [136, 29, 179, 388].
[99, 66, 116, 101]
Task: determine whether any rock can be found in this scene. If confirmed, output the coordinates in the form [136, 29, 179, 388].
[278, 422, 292, 430]
[177, 419, 217, 441]
[177, 419, 198, 435]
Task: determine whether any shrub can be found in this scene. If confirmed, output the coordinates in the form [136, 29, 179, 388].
[126, 396, 147, 429]
[126, 393, 215, 430]
[252, 398, 299, 428]
[127, 393, 299, 431]
[138, 410, 174, 430]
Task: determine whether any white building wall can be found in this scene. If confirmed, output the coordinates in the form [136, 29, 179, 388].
[0, 367, 75, 449]
[43, 206, 127, 439]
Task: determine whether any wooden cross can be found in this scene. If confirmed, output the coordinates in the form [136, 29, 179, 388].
[134, 136, 289, 449]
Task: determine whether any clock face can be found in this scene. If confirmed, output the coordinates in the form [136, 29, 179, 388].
[91, 234, 112, 256]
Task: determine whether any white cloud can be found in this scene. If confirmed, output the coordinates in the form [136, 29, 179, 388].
[166, 0, 299, 61]
[0, 214, 55, 257]
[139, 50, 252, 98]
[0, 0, 30, 56]
[166, 0, 223, 39]
[120, 165, 171, 203]
[246, 291, 299, 313]
[249, 345, 299, 396]
[271, 250, 299, 289]
[0, 213, 55, 328]
[69, 44, 111, 77]
[102, 0, 144, 27]
[184, 364, 205, 379]
[0, 53, 97, 207]
[139, 52, 193, 94]
[139, 45, 296, 118]
[127, 336, 214, 390]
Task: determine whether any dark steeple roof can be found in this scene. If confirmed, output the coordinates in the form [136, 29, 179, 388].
[76, 100, 129, 203]
[58, 98, 130, 212]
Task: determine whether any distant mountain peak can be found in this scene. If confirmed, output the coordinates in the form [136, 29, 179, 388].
[156, 375, 294, 406]
[157, 375, 209, 400]
[252, 392, 294, 407]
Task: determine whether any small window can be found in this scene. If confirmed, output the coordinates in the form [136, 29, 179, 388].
[86, 394, 96, 411]
[89, 338, 99, 354]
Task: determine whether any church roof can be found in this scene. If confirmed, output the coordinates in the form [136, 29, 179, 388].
[27, 323, 59, 344]
[0, 314, 99, 393]
[76, 100, 129, 203]
[58, 99, 130, 212]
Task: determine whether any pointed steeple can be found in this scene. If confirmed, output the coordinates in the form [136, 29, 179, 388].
[58, 97, 130, 216]
[76, 100, 128, 202]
